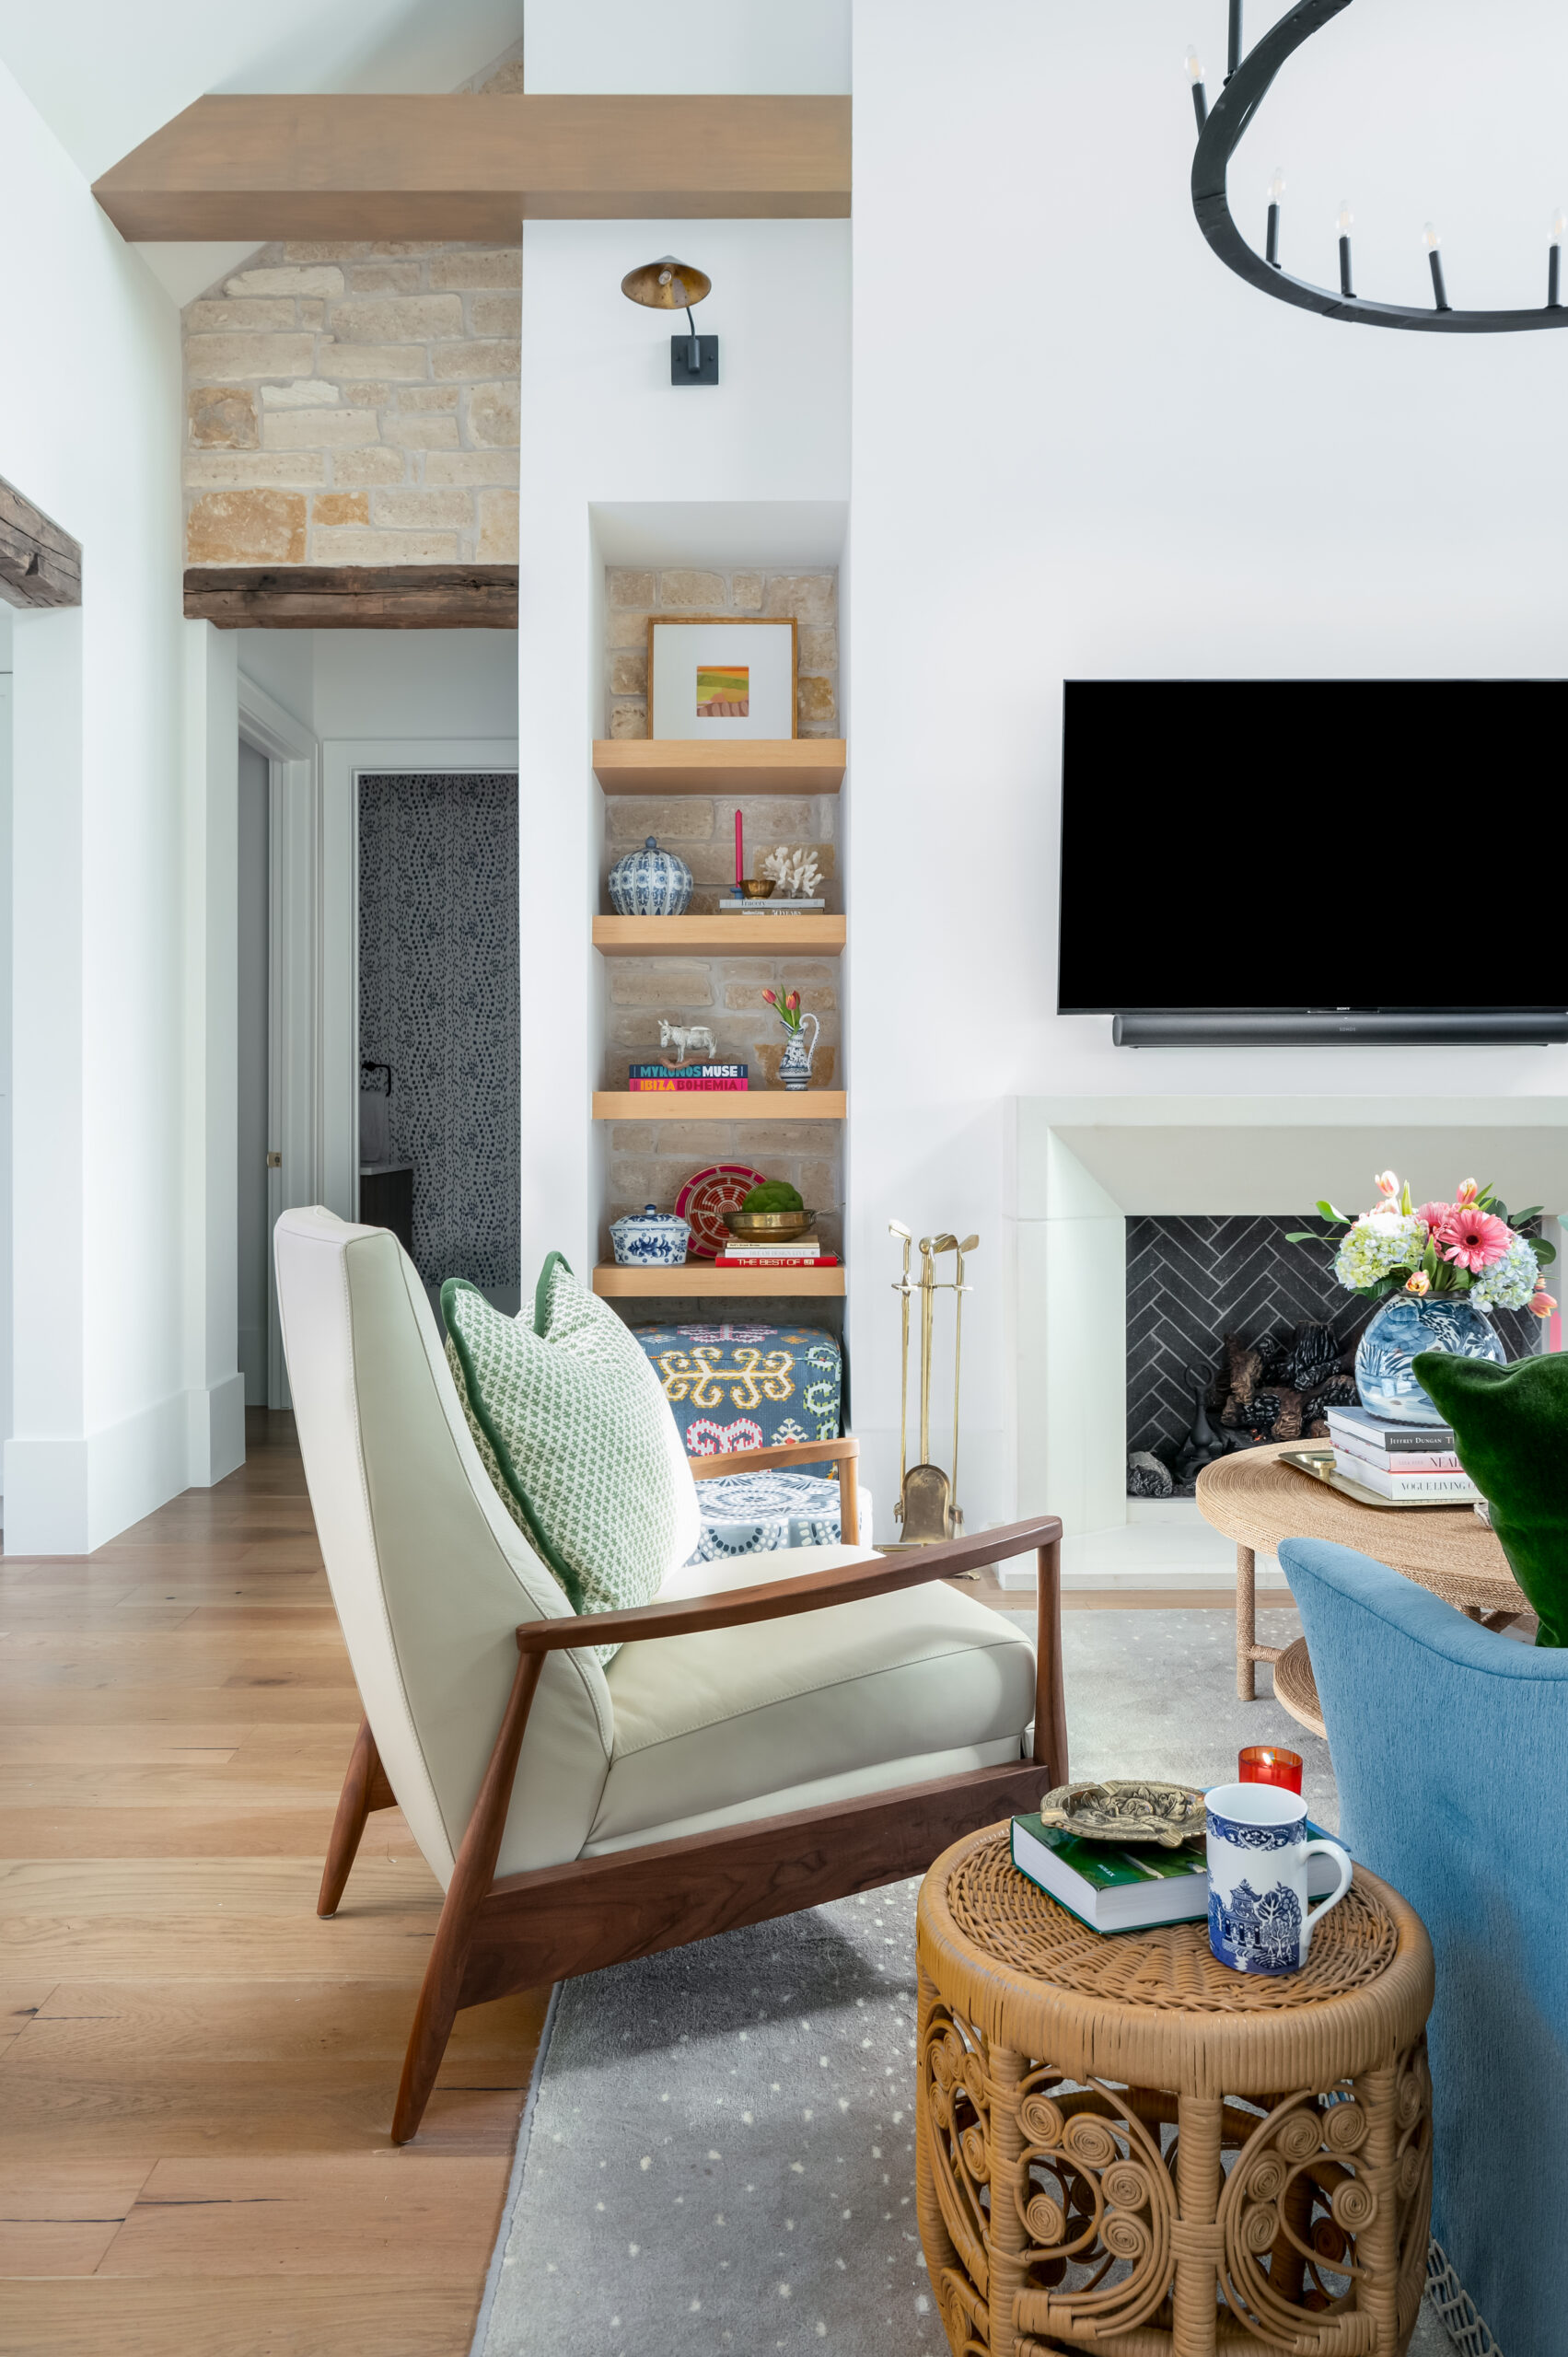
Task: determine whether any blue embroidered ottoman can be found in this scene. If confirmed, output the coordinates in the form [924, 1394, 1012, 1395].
[631, 1323, 866, 1561]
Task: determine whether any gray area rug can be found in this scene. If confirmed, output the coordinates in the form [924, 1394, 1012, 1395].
[475, 1608, 1452, 2355]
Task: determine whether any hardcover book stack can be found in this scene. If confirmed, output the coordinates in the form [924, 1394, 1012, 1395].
[1327, 1403, 1478, 1503]
[627, 1063, 749, 1093]
[714, 898, 827, 914]
[715, 1230, 840, 1271]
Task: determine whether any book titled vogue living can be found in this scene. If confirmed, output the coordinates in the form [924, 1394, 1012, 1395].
[1010, 1813, 1342, 1935]
[1329, 1456, 1479, 1503]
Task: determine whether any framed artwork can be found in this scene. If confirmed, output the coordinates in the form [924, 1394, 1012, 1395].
[647, 615, 798, 740]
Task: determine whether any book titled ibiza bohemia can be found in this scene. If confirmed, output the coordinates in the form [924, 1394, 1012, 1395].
[1010, 1813, 1342, 1935]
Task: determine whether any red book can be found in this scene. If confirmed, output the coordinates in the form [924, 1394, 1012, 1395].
[627, 1078, 749, 1092]
[715, 1253, 840, 1269]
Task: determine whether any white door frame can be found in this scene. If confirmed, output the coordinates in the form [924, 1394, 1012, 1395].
[238, 673, 319, 1410]
[319, 738, 519, 1225]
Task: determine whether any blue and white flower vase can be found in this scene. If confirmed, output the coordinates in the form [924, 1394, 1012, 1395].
[609, 1204, 691, 1268]
[1354, 1292, 1504, 1423]
[608, 837, 693, 917]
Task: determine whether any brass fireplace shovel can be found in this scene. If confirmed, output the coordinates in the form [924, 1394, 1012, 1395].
[899, 1234, 958, 1540]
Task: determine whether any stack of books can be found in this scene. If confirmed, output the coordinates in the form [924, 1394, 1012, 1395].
[715, 1231, 840, 1271]
[715, 898, 827, 915]
[1326, 1403, 1477, 1503]
[627, 1063, 749, 1093]
[1011, 1811, 1342, 1934]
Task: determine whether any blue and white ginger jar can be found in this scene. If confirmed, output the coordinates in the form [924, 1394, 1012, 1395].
[1354, 1292, 1504, 1423]
[610, 1204, 691, 1268]
[608, 836, 693, 916]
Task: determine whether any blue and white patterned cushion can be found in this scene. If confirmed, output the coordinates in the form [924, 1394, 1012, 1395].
[688, 1469, 874, 1561]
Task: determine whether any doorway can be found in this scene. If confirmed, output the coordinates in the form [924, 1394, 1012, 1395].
[237, 738, 270, 1406]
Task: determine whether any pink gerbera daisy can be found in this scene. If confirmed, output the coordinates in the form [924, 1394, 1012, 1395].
[1439, 1205, 1511, 1272]
[1413, 1202, 1451, 1236]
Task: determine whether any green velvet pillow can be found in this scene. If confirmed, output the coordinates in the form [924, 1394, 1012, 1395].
[1413, 1350, 1568, 1648]
[442, 1254, 700, 1655]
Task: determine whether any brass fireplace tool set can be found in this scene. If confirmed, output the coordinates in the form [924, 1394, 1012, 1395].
[889, 1222, 979, 1545]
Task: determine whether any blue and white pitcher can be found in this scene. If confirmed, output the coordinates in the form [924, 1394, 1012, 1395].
[779, 1012, 819, 1091]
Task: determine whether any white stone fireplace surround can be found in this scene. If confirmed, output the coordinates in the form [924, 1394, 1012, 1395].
[1012, 1096, 1568, 1590]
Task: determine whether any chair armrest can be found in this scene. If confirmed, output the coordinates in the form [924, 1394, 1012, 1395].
[688, 1434, 862, 1544]
[515, 1510, 1060, 1653]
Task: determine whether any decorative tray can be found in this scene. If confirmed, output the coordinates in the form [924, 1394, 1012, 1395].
[1279, 1446, 1476, 1512]
[1035, 1780, 1206, 1850]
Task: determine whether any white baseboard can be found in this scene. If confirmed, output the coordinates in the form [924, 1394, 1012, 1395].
[5, 1376, 248, 1555]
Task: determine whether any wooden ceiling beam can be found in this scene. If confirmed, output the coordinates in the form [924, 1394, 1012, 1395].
[94, 94, 851, 241]
[0, 475, 82, 610]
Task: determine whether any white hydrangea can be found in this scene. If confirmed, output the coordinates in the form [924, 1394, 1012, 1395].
[1333, 1210, 1429, 1294]
[1469, 1233, 1542, 1313]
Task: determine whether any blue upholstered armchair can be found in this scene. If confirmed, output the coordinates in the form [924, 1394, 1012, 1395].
[1281, 1536, 1568, 2356]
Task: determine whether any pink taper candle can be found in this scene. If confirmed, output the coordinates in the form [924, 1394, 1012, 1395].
[735, 807, 743, 888]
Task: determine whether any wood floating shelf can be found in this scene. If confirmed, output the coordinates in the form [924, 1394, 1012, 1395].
[94, 95, 851, 242]
[184, 563, 518, 631]
[593, 1261, 845, 1298]
[593, 915, 844, 958]
[595, 1090, 844, 1121]
[592, 740, 845, 795]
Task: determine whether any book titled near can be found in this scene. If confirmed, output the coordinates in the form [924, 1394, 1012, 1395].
[1331, 1427, 1465, 1476]
[1010, 1813, 1342, 1935]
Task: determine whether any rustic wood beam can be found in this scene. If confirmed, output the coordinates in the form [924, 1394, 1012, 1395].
[184, 564, 518, 630]
[0, 475, 82, 610]
[95, 94, 851, 241]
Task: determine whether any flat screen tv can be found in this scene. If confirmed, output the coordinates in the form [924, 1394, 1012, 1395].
[1058, 681, 1565, 1034]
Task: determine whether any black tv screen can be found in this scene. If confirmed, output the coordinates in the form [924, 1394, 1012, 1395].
[1057, 680, 1564, 1015]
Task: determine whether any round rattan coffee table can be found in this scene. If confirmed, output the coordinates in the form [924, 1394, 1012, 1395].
[1195, 1442, 1527, 1737]
[917, 1824, 1434, 2357]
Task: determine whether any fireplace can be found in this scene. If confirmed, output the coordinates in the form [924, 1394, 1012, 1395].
[1125, 1213, 1543, 1499]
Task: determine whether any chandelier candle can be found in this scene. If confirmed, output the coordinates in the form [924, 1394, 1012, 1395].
[1185, 45, 1207, 132]
[1338, 200, 1354, 297]
[1551, 211, 1564, 308]
[1226, 0, 1243, 77]
[1266, 166, 1284, 268]
[1424, 223, 1449, 313]
[734, 808, 742, 890]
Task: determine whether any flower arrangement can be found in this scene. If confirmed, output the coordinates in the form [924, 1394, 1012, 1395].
[761, 986, 805, 1032]
[1289, 1174, 1557, 1318]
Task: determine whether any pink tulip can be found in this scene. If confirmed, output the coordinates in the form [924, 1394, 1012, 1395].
[1374, 1170, 1400, 1200]
[786, 991, 799, 1011]
[1531, 1290, 1558, 1318]
[1455, 1178, 1481, 1207]
[762, 989, 777, 1006]
[1404, 1271, 1432, 1295]
[1439, 1205, 1511, 1272]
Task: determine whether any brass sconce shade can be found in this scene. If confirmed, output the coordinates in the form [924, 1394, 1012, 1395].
[621, 254, 718, 387]
[620, 256, 712, 311]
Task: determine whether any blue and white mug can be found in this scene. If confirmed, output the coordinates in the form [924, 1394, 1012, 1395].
[1205, 1782, 1353, 1976]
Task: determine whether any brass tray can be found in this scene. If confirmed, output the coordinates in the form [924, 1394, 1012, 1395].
[1036, 1780, 1206, 1850]
[1279, 1446, 1478, 1513]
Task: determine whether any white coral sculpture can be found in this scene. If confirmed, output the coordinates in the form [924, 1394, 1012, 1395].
[761, 845, 823, 899]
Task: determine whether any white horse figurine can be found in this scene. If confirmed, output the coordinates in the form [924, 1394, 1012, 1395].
[658, 1020, 717, 1066]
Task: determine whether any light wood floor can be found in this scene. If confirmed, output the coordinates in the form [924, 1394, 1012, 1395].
[0, 1410, 549, 2357]
[0, 1415, 1239, 2353]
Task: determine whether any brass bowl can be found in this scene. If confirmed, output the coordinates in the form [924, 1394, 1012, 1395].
[1036, 1780, 1207, 1850]
[738, 877, 776, 899]
[723, 1208, 816, 1243]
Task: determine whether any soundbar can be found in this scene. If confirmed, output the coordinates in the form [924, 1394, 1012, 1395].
[1112, 1010, 1568, 1048]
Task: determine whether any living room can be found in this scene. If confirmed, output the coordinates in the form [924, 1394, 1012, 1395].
[1, 3, 1563, 2352]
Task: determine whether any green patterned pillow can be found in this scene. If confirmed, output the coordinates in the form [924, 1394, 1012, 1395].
[442, 1255, 699, 1656]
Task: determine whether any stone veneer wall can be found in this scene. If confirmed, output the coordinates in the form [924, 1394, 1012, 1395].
[182, 241, 520, 565]
[601, 564, 842, 1262]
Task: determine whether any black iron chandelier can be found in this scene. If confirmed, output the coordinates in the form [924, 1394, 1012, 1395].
[1186, 0, 1568, 332]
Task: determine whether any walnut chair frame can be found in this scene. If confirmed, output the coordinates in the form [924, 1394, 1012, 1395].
[317, 1435, 1066, 2145]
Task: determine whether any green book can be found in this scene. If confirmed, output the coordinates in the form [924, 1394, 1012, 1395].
[1010, 1811, 1341, 1937]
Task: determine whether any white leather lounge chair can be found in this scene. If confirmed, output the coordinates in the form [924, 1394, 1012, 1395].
[274, 1207, 1066, 2142]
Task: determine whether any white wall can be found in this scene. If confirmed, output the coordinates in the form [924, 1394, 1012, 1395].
[516, 216, 851, 1280]
[524, 0, 849, 95]
[236, 738, 270, 1404]
[0, 55, 225, 1551]
[235, 630, 518, 742]
[848, 0, 1568, 1537]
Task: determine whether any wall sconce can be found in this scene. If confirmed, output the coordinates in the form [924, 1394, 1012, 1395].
[621, 255, 718, 386]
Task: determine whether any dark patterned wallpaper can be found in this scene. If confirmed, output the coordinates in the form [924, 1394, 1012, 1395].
[1127, 1213, 1542, 1473]
[359, 772, 519, 1292]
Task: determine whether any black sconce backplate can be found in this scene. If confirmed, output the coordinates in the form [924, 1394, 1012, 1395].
[669, 334, 719, 386]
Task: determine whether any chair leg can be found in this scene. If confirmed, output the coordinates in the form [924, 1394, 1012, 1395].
[391, 1648, 546, 2143]
[1032, 1538, 1069, 1787]
[318, 1716, 395, 1918]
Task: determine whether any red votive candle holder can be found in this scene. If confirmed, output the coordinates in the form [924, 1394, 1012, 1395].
[1238, 1745, 1303, 1794]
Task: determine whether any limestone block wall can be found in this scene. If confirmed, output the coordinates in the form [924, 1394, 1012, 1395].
[182, 242, 520, 565]
[600, 564, 842, 1258]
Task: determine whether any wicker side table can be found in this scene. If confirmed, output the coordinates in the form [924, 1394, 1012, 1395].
[916, 1825, 1434, 2357]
